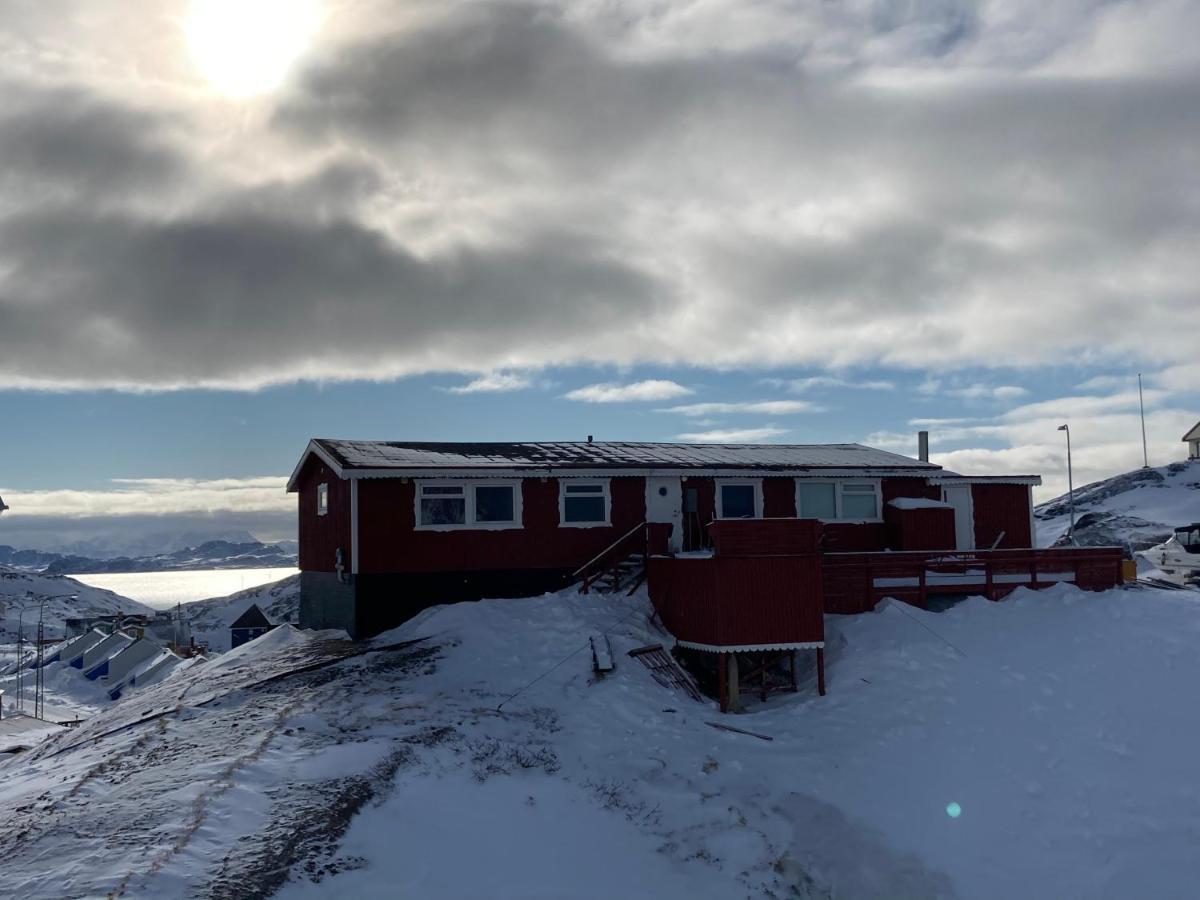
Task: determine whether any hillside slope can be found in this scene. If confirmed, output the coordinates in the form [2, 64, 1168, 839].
[4, 583, 1200, 898]
[1034, 459, 1199, 549]
[0, 569, 152, 641]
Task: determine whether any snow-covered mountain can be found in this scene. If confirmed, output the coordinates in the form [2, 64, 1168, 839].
[0, 569, 153, 641]
[0, 539, 297, 575]
[1035, 458, 1199, 549]
[41, 540, 297, 575]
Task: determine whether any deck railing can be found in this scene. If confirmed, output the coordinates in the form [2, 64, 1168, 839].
[822, 546, 1126, 614]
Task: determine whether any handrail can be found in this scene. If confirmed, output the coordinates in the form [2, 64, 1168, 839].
[572, 521, 647, 579]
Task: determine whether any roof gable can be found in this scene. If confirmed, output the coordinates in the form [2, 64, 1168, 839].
[1184, 420, 1200, 442]
[230, 604, 271, 630]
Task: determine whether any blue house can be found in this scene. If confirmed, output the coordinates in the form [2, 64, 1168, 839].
[230, 604, 273, 649]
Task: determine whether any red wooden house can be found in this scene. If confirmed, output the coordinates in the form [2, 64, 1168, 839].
[287, 438, 1048, 639]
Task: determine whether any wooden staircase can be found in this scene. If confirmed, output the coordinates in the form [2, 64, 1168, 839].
[574, 522, 649, 595]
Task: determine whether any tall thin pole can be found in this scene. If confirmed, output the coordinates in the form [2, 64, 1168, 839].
[1138, 373, 1149, 468]
[1059, 424, 1075, 541]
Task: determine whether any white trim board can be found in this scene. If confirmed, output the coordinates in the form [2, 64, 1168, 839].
[676, 639, 825, 653]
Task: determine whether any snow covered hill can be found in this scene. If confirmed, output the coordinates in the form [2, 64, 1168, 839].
[0, 569, 152, 641]
[182, 574, 300, 652]
[2, 539, 298, 575]
[3, 582, 1200, 898]
[1035, 458, 1199, 549]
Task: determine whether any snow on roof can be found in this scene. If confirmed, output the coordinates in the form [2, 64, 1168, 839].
[888, 497, 953, 510]
[288, 439, 940, 488]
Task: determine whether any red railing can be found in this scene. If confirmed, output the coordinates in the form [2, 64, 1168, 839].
[822, 546, 1126, 614]
[574, 521, 649, 595]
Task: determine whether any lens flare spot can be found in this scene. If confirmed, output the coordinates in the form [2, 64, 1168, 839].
[946, 802, 962, 818]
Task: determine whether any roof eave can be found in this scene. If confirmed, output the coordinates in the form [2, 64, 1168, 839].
[285, 439, 347, 492]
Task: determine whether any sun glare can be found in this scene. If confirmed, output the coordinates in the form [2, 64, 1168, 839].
[185, 0, 323, 98]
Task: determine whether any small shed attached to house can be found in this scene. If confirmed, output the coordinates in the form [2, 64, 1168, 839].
[1184, 420, 1200, 460]
[230, 604, 273, 648]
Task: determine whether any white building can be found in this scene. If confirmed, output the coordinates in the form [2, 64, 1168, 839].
[1185, 421, 1200, 460]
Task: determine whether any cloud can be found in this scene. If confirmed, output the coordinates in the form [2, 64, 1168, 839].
[676, 426, 789, 443]
[445, 372, 534, 394]
[767, 377, 895, 394]
[870, 387, 1198, 499]
[0, 476, 297, 552]
[946, 384, 1029, 401]
[564, 380, 692, 403]
[659, 400, 818, 416]
[1, 1, 1199, 390]
[0, 477, 291, 519]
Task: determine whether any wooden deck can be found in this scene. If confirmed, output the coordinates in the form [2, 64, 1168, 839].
[822, 546, 1126, 614]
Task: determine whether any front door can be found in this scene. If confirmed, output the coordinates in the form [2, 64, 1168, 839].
[943, 485, 975, 550]
[645, 476, 683, 552]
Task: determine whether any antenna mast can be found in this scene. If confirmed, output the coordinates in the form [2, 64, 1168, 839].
[1138, 373, 1149, 468]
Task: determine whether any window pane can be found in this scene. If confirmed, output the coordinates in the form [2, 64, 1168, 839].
[420, 497, 466, 525]
[797, 483, 835, 518]
[720, 484, 755, 518]
[564, 496, 606, 523]
[474, 485, 515, 523]
[565, 483, 604, 494]
[422, 486, 463, 495]
[841, 487, 878, 519]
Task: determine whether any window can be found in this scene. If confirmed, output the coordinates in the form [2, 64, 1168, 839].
[317, 483, 329, 517]
[795, 480, 882, 521]
[796, 482, 835, 519]
[560, 481, 610, 526]
[416, 482, 521, 529]
[840, 482, 879, 519]
[715, 480, 762, 519]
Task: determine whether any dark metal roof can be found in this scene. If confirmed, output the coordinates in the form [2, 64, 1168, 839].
[230, 604, 271, 630]
[310, 439, 939, 472]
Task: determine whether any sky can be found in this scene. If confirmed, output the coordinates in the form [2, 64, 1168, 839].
[1, 0, 1198, 551]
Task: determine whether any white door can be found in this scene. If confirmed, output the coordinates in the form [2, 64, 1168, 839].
[645, 476, 683, 552]
[943, 485, 975, 550]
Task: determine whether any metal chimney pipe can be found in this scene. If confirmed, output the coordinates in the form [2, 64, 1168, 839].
[918, 431, 929, 462]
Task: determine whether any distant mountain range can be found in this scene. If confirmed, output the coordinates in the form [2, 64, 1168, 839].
[1035, 458, 1199, 550]
[0, 539, 298, 575]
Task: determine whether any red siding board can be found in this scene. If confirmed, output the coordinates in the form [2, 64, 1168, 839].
[971, 484, 1032, 549]
[647, 555, 824, 649]
[762, 477, 797, 518]
[296, 459, 351, 573]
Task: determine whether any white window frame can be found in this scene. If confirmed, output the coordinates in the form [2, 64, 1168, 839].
[715, 478, 763, 519]
[559, 479, 612, 528]
[794, 478, 882, 523]
[317, 482, 329, 517]
[414, 480, 523, 531]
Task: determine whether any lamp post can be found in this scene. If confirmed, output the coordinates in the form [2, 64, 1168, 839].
[1058, 424, 1075, 542]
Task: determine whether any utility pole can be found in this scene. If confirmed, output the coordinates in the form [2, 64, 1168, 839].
[1138, 373, 1149, 468]
[1058, 424, 1075, 542]
[15, 605, 25, 713]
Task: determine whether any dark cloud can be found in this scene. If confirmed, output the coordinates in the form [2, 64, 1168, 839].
[0, 86, 184, 201]
[0, 0, 1198, 387]
[0, 203, 661, 387]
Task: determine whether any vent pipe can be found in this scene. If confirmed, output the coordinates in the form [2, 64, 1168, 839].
[918, 431, 930, 462]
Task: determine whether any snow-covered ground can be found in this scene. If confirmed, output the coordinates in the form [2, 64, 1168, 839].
[0, 568, 152, 642]
[1035, 458, 1199, 549]
[3, 581, 1200, 898]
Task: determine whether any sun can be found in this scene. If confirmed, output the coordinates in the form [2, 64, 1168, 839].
[185, 0, 323, 98]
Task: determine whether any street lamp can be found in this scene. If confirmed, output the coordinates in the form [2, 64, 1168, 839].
[1058, 424, 1075, 543]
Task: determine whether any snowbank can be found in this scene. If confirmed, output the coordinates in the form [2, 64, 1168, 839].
[4, 581, 1200, 898]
